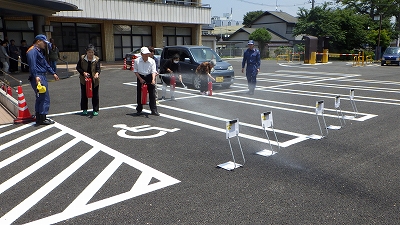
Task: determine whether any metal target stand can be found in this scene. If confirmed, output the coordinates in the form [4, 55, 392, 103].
[327, 95, 346, 130]
[307, 100, 328, 140]
[344, 89, 358, 119]
[349, 89, 358, 117]
[217, 119, 245, 171]
[256, 112, 280, 157]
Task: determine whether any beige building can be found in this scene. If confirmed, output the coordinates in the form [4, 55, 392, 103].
[0, 0, 211, 62]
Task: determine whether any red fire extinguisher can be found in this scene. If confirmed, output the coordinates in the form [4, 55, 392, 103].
[207, 80, 213, 96]
[141, 83, 148, 105]
[85, 78, 93, 98]
[7, 86, 12, 96]
[170, 75, 176, 90]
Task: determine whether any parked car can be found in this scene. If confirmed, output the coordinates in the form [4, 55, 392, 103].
[160, 46, 234, 89]
[381, 47, 400, 66]
[125, 47, 163, 69]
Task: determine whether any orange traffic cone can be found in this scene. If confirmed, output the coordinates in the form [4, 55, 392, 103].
[123, 58, 127, 70]
[14, 85, 35, 124]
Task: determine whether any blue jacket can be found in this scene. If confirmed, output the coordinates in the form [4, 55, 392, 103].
[242, 48, 260, 69]
[27, 46, 55, 78]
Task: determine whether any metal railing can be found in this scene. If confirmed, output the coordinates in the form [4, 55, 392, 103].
[58, 57, 70, 77]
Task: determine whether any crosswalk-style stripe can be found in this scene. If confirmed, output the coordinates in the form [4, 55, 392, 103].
[0, 147, 100, 224]
[0, 134, 76, 195]
[0, 123, 32, 138]
[0, 130, 66, 171]
[0, 124, 54, 151]
[0, 122, 180, 225]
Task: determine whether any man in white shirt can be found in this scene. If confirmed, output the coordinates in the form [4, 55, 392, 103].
[133, 47, 159, 116]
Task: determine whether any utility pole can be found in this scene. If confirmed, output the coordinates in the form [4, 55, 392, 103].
[377, 14, 382, 60]
[311, 0, 315, 9]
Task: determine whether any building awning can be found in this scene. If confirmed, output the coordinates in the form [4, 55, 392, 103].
[0, 0, 79, 17]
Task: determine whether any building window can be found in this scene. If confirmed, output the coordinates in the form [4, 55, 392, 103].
[286, 26, 293, 34]
[51, 22, 102, 59]
[163, 26, 192, 46]
[3, 20, 34, 46]
[113, 24, 152, 60]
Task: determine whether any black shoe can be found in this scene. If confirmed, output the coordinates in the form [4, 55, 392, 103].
[41, 119, 55, 125]
[151, 110, 160, 116]
[40, 115, 55, 125]
[135, 110, 142, 115]
[45, 118, 56, 124]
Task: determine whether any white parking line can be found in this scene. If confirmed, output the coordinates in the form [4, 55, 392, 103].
[122, 105, 306, 148]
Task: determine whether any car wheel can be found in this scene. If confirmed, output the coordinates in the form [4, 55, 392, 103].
[381, 62, 385, 66]
[192, 76, 201, 90]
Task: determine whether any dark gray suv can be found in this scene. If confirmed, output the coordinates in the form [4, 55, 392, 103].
[160, 46, 234, 89]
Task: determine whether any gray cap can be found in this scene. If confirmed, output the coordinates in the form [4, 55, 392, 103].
[210, 59, 216, 66]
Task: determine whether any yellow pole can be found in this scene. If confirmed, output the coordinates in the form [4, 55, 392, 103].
[310, 52, 316, 64]
[322, 49, 328, 63]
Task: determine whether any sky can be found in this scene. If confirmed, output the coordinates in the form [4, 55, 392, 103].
[208, 0, 318, 21]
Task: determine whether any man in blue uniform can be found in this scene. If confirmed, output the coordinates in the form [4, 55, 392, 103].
[241, 40, 260, 95]
[27, 34, 59, 125]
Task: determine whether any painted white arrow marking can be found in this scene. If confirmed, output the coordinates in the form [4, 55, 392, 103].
[113, 124, 180, 139]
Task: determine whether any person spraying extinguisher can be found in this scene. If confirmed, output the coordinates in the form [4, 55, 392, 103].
[195, 59, 216, 95]
[133, 47, 159, 116]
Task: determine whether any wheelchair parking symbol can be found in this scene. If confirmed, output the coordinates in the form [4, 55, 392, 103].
[113, 124, 180, 139]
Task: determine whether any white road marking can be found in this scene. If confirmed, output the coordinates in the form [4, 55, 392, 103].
[0, 123, 33, 138]
[0, 124, 54, 152]
[114, 124, 180, 139]
[0, 131, 66, 171]
[0, 124, 12, 129]
[0, 122, 180, 225]
[129, 106, 307, 148]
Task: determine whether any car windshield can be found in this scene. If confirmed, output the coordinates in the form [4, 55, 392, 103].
[384, 47, 400, 54]
[155, 49, 162, 55]
[191, 48, 222, 63]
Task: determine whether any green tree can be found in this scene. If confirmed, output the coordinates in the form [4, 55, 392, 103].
[339, 0, 399, 40]
[249, 28, 272, 58]
[293, 3, 372, 52]
[242, 10, 264, 27]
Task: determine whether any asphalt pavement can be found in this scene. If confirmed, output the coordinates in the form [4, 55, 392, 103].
[1, 59, 400, 224]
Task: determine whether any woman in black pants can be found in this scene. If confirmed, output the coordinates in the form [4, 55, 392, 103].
[76, 44, 101, 116]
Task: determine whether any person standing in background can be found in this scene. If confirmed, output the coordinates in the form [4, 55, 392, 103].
[48, 38, 60, 73]
[241, 40, 260, 95]
[0, 41, 10, 73]
[148, 46, 160, 101]
[20, 40, 29, 72]
[9, 39, 19, 72]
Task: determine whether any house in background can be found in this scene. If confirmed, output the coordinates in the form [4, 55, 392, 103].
[201, 24, 218, 50]
[223, 11, 303, 57]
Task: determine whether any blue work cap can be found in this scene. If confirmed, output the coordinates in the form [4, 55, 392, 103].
[35, 34, 49, 44]
[247, 40, 254, 45]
